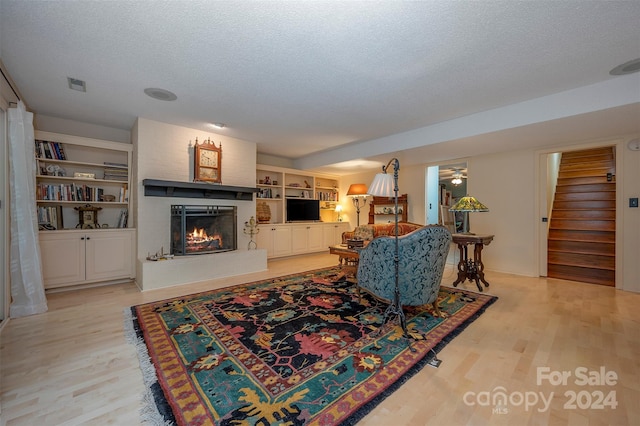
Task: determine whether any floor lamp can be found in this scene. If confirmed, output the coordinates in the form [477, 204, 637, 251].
[346, 183, 368, 226]
[368, 158, 411, 339]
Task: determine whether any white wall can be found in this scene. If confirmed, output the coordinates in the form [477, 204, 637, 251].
[133, 118, 266, 290]
[340, 136, 639, 292]
[620, 137, 640, 292]
[35, 114, 130, 144]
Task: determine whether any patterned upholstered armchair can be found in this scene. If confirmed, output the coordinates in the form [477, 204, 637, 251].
[357, 225, 452, 314]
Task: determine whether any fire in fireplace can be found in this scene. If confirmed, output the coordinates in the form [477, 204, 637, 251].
[171, 205, 237, 255]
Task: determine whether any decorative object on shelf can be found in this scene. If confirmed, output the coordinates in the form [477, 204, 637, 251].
[304, 180, 312, 188]
[45, 164, 66, 176]
[73, 172, 95, 179]
[256, 201, 271, 223]
[263, 176, 271, 185]
[100, 194, 116, 202]
[334, 204, 343, 221]
[449, 195, 489, 234]
[74, 204, 102, 229]
[194, 137, 222, 183]
[243, 216, 260, 249]
[367, 157, 415, 346]
[346, 183, 368, 227]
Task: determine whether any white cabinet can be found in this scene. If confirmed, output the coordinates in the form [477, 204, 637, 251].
[323, 222, 350, 247]
[257, 222, 347, 259]
[39, 229, 135, 289]
[256, 225, 292, 258]
[291, 224, 324, 254]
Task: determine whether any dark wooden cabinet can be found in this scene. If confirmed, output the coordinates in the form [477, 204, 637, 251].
[368, 194, 408, 224]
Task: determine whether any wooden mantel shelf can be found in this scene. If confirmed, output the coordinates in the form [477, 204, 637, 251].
[143, 179, 257, 201]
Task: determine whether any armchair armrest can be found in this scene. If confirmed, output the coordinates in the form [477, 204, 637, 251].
[342, 231, 355, 243]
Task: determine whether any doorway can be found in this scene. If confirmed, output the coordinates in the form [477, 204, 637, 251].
[540, 145, 617, 287]
[425, 162, 467, 230]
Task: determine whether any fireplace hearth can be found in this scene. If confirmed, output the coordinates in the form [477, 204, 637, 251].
[171, 205, 237, 255]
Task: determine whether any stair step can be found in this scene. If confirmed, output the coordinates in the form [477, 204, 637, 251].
[551, 209, 615, 219]
[548, 252, 615, 270]
[558, 168, 613, 179]
[559, 161, 614, 171]
[557, 176, 613, 185]
[549, 219, 615, 231]
[548, 229, 615, 243]
[561, 147, 613, 159]
[552, 200, 616, 210]
[547, 264, 615, 286]
[548, 240, 615, 256]
[555, 183, 615, 193]
[554, 192, 615, 202]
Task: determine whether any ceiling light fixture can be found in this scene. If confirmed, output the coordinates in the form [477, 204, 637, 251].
[609, 58, 640, 76]
[67, 77, 86, 92]
[451, 172, 463, 186]
[212, 123, 226, 129]
[144, 87, 177, 101]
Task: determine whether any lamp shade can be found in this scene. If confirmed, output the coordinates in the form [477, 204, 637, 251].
[334, 205, 343, 213]
[449, 195, 489, 212]
[346, 183, 368, 196]
[368, 173, 394, 197]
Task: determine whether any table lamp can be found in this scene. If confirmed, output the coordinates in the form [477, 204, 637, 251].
[346, 183, 368, 226]
[334, 204, 343, 222]
[449, 195, 489, 234]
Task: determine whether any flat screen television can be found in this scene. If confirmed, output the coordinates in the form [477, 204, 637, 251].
[286, 198, 320, 222]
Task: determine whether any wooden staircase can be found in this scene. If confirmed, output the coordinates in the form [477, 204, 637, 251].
[547, 147, 616, 286]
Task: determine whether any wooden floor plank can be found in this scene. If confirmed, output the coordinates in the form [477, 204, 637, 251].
[1, 253, 639, 425]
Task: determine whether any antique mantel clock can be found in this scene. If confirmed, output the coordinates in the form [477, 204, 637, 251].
[194, 137, 222, 183]
[75, 204, 102, 229]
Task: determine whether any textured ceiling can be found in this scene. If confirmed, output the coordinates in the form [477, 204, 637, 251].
[1, 1, 639, 172]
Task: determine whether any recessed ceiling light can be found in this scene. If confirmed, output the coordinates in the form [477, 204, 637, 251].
[212, 123, 226, 129]
[144, 87, 177, 101]
[67, 77, 86, 92]
[609, 58, 640, 76]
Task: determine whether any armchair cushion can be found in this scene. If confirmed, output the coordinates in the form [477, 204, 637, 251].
[356, 225, 452, 307]
[353, 225, 375, 241]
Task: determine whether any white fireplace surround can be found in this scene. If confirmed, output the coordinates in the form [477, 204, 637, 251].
[133, 118, 266, 290]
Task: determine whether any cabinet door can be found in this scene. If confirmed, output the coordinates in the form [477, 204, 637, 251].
[272, 226, 292, 257]
[256, 227, 275, 257]
[39, 232, 85, 288]
[307, 225, 324, 252]
[85, 230, 134, 282]
[291, 225, 308, 253]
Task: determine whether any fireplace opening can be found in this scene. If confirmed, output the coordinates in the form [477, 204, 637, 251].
[171, 205, 237, 255]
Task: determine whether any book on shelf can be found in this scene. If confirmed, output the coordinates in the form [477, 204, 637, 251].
[37, 182, 109, 202]
[35, 140, 66, 160]
[117, 209, 128, 228]
[103, 161, 127, 167]
[37, 205, 63, 230]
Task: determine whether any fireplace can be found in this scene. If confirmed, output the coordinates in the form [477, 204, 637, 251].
[171, 205, 237, 255]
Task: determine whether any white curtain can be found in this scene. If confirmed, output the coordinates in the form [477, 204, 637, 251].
[8, 101, 47, 317]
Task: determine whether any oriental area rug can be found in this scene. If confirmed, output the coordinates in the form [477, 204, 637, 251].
[125, 267, 497, 425]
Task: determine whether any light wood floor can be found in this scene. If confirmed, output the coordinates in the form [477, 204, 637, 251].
[1, 253, 639, 425]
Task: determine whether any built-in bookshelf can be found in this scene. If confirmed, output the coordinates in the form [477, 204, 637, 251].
[256, 165, 340, 224]
[35, 131, 132, 230]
